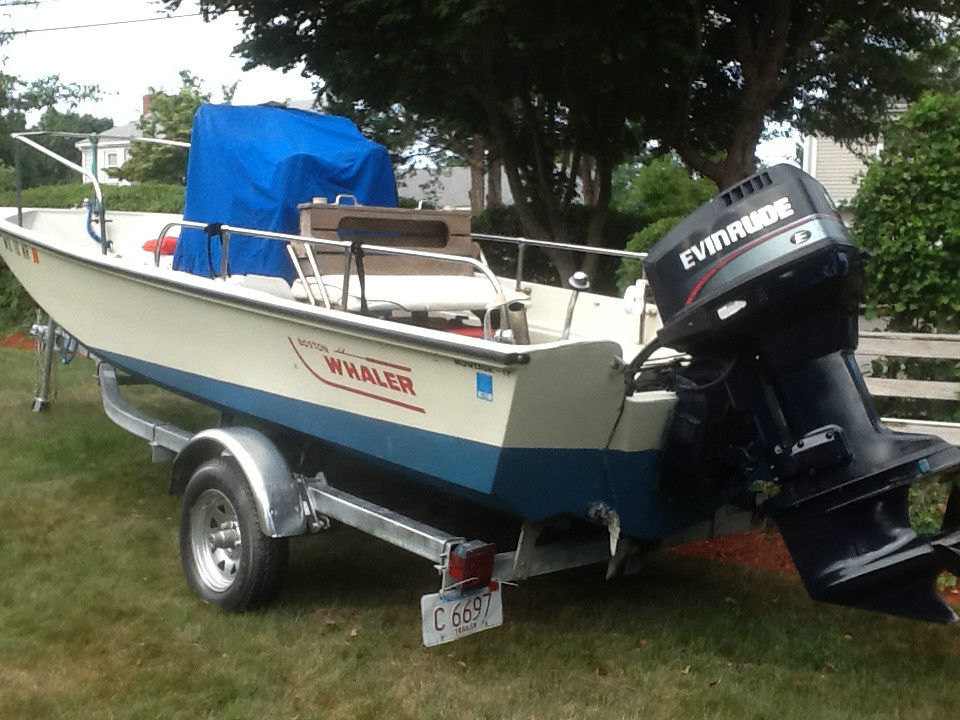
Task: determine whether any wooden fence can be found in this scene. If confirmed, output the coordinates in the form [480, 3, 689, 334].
[858, 331, 960, 445]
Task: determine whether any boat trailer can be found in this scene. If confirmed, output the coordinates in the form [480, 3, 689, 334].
[96, 361, 649, 646]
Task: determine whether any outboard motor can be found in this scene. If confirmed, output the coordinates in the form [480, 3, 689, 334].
[641, 164, 960, 623]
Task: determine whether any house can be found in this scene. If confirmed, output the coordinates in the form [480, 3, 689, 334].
[801, 103, 907, 208]
[74, 121, 143, 185]
[800, 135, 878, 206]
[75, 94, 156, 185]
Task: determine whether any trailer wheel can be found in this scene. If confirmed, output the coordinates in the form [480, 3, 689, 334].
[179, 457, 289, 611]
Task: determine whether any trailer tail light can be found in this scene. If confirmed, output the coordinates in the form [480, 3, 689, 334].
[448, 540, 496, 589]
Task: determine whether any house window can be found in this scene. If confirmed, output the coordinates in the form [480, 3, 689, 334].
[106, 152, 119, 167]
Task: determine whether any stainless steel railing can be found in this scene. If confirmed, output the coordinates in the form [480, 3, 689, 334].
[11, 129, 653, 330]
[12, 131, 108, 249]
[472, 232, 648, 292]
[10, 132, 190, 254]
[153, 220, 511, 313]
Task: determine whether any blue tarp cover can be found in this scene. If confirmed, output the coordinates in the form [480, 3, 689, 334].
[173, 104, 398, 281]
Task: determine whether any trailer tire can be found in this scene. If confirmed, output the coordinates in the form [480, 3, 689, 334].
[179, 457, 289, 612]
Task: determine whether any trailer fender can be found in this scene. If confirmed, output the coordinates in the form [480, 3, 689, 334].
[170, 427, 307, 538]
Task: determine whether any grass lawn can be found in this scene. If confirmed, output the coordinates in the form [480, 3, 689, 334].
[1, 346, 959, 719]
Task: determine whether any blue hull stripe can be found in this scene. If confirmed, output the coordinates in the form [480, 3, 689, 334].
[96, 349, 695, 538]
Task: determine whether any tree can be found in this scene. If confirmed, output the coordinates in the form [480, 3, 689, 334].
[175, 0, 960, 280]
[176, 0, 688, 279]
[0, 38, 106, 329]
[852, 92, 960, 332]
[110, 71, 211, 184]
[323, 95, 492, 215]
[658, 2, 960, 189]
[0, 72, 102, 187]
[34, 108, 113, 185]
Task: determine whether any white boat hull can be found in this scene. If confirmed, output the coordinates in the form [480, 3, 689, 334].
[1, 209, 696, 539]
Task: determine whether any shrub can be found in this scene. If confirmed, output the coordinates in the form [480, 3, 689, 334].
[613, 157, 716, 292]
[613, 155, 716, 225]
[0, 182, 184, 213]
[616, 215, 684, 292]
[852, 92, 960, 332]
[852, 93, 960, 429]
[0, 258, 35, 332]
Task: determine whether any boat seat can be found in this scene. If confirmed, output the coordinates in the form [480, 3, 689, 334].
[290, 274, 529, 313]
[226, 274, 297, 301]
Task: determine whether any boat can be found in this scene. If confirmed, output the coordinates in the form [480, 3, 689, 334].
[3, 104, 960, 638]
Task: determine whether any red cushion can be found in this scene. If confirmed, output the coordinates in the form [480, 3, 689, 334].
[445, 326, 485, 337]
[142, 236, 178, 255]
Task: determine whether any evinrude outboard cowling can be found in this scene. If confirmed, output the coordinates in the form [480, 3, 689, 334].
[642, 164, 960, 623]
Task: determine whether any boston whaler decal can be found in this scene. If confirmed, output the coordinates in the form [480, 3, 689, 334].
[679, 197, 794, 271]
[288, 336, 425, 413]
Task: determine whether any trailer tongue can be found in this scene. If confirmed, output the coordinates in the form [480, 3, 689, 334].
[642, 163, 960, 623]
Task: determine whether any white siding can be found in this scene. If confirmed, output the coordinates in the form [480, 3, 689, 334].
[804, 136, 878, 205]
[802, 103, 906, 206]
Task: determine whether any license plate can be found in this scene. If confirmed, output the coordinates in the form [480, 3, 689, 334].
[420, 582, 503, 647]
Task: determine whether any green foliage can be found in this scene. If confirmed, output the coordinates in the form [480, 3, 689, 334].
[0, 258, 34, 332]
[472, 204, 525, 238]
[0, 72, 102, 188]
[613, 156, 717, 223]
[0, 182, 184, 212]
[397, 195, 435, 209]
[852, 92, 960, 332]
[907, 477, 959, 598]
[102, 183, 186, 213]
[613, 158, 718, 291]
[31, 108, 113, 186]
[188, 0, 960, 196]
[0, 162, 14, 192]
[322, 96, 459, 171]
[110, 71, 211, 184]
[616, 216, 684, 293]
[908, 478, 954, 536]
[184, 0, 705, 269]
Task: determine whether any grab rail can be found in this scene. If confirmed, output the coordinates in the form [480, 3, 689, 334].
[472, 232, 648, 291]
[12, 132, 108, 251]
[153, 220, 510, 315]
[10, 132, 191, 255]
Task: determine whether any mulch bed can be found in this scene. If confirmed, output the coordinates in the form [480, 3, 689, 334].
[671, 526, 960, 606]
[0, 332, 34, 350]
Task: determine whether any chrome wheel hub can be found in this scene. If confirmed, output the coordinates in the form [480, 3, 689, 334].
[189, 489, 242, 592]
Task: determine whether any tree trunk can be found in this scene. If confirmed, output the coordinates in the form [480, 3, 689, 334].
[672, 0, 793, 191]
[581, 155, 613, 281]
[498, 156, 577, 282]
[580, 155, 598, 206]
[486, 155, 502, 207]
[468, 134, 486, 216]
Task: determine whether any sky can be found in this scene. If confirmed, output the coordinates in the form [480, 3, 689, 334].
[1, 0, 317, 124]
[1, 0, 799, 166]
